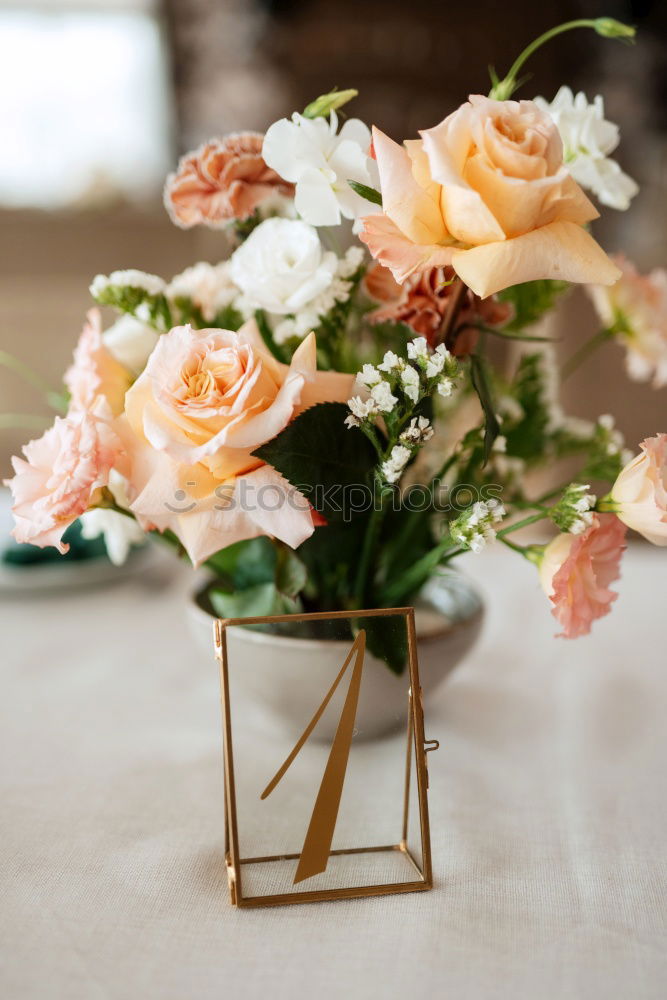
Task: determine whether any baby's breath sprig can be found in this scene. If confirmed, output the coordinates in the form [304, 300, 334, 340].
[549, 483, 597, 535]
[345, 336, 459, 485]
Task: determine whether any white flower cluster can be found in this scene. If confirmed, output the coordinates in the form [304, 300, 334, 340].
[90, 269, 166, 299]
[379, 418, 435, 484]
[345, 338, 458, 429]
[551, 483, 597, 535]
[400, 416, 434, 446]
[450, 499, 505, 554]
[166, 261, 238, 323]
[381, 445, 412, 484]
[534, 87, 638, 211]
[407, 338, 457, 397]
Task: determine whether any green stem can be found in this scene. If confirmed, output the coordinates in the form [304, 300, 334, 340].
[0, 413, 52, 431]
[496, 511, 549, 537]
[492, 20, 602, 99]
[561, 328, 613, 380]
[498, 535, 529, 555]
[381, 537, 463, 606]
[499, 536, 544, 564]
[352, 495, 387, 608]
[0, 351, 63, 407]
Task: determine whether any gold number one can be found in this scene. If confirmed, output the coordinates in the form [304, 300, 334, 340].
[260, 629, 366, 884]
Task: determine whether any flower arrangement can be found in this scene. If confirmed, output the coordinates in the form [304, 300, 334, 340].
[5, 18, 666, 665]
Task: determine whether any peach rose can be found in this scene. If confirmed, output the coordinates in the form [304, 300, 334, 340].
[588, 255, 667, 388]
[611, 433, 667, 545]
[122, 320, 354, 565]
[65, 309, 130, 415]
[539, 513, 627, 638]
[4, 399, 125, 554]
[164, 132, 294, 229]
[364, 262, 511, 354]
[360, 95, 621, 298]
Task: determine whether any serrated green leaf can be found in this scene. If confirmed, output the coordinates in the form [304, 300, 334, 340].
[253, 402, 379, 522]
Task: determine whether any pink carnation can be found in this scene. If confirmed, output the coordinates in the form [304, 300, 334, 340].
[539, 513, 627, 638]
[64, 309, 129, 415]
[164, 132, 294, 229]
[4, 402, 124, 554]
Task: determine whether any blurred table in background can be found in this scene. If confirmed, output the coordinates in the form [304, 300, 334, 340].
[1, 544, 665, 1000]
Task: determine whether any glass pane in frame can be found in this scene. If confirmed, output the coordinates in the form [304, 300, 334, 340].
[215, 607, 433, 907]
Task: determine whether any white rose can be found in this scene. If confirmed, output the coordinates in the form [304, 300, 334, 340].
[102, 315, 160, 376]
[534, 87, 638, 211]
[262, 111, 378, 227]
[229, 218, 337, 315]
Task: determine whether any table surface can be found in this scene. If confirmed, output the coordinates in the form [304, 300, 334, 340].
[1, 544, 665, 1000]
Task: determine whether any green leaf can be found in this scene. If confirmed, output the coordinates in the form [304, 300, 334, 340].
[352, 615, 408, 675]
[213, 303, 245, 331]
[275, 546, 308, 598]
[204, 537, 277, 590]
[297, 515, 371, 609]
[504, 353, 551, 462]
[498, 279, 568, 332]
[253, 402, 379, 522]
[209, 582, 300, 619]
[469, 355, 500, 465]
[347, 180, 382, 207]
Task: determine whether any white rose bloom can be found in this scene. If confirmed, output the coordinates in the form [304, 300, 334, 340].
[166, 261, 238, 323]
[534, 87, 638, 210]
[103, 315, 160, 376]
[229, 218, 337, 316]
[262, 111, 378, 227]
[80, 471, 145, 565]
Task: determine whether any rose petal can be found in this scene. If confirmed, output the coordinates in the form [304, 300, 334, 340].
[451, 220, 621, 298]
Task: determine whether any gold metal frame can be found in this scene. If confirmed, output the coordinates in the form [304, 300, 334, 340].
[214, 607, 437, 908]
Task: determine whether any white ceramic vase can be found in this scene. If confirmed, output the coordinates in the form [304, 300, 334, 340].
[186, 571, 484, 741]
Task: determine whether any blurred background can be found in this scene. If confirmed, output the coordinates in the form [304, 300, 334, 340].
[1, 0, 666, 477]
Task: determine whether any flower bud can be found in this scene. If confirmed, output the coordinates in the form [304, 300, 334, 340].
[594, 18, 635, 41]
[302, 88, 358, 119]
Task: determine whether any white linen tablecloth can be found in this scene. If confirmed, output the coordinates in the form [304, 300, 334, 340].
[1, 544, 665, 1000]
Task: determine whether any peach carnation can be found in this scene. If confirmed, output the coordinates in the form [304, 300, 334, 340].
[164, 132, 294, 229]
[364, 262, 511, 355]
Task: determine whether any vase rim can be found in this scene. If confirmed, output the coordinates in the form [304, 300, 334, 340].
[192, 580, 483, 651]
